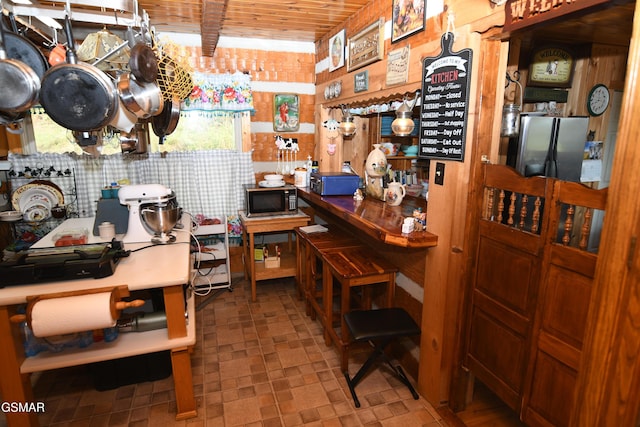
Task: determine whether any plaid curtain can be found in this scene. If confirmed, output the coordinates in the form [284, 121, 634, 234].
[9, 151, 256, 219]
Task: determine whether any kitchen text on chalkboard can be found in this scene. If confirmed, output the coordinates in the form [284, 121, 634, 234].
[419, 33, 473, 162]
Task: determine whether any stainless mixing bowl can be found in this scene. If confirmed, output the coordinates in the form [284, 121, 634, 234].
[140, 204, 181, 235]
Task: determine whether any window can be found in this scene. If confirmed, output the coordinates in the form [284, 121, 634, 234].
[29, 110, 240, 154]
[161, 112, 236, 151]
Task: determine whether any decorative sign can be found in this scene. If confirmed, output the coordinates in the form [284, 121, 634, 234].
[528, 46, 575, 87]
[386, 46, 411, 86]
[348, 18, 385, 72]
[354, 71, 369, 92]
[504, 0, 609, 32]
[419, 33, 473, 162]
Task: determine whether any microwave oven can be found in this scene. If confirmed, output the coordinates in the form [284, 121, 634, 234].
[244, 184, 298, 217]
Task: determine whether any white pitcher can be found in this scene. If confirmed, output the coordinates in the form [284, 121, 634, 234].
[386, 182, 406, 206]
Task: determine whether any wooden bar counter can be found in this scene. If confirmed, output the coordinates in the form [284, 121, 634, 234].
[297, 187, 438, 249]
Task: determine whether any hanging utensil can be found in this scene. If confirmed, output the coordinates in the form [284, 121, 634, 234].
[151, 97, 180, 144]
[117, 72, 163, 119]
[39, 15, 118, 131]
[4, 12, 49, 80]
[0, 19, 40, 113]
[129, 42, 158, 83]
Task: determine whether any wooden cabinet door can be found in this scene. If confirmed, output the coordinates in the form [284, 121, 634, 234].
[522, 181, 607, 427]
[464, 165, 550, 411]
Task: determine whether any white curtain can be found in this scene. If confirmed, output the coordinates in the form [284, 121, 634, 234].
[9, 151, 256, 218]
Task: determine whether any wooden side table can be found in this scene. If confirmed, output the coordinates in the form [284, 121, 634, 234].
[239, 211, 310, 302]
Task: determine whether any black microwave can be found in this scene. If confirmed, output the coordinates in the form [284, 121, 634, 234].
[244, 184, 298, 217]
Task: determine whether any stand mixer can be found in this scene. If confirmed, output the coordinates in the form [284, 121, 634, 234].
[118, 184, 181, 244]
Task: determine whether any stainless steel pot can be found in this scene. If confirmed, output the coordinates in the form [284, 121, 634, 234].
[120, 122, 150, 153]
[117, 72, 163, 119]
[0, 24, 40, 113]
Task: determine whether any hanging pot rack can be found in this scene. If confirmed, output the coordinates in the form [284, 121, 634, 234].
[2, 0, 145, 42]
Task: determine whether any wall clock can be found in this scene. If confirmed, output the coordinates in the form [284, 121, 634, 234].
[587, 83, 610, 116]
[528, 46, 576, 88]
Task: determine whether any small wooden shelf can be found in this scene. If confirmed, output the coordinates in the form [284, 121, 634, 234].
[21, 294, 196, 373]
[253, 249, 297, 281]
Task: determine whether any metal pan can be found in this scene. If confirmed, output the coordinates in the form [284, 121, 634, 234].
[3, 11, 48, 80]
[117, 72, 163, 119]
[0, 23, 40, 113]
[151, 97, 180, 144]
[3, 32, 48, 81]
[39, 16, 117, 131]
[129, 43, 157, 83]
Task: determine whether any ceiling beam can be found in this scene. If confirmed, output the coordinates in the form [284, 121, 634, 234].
[201, 0, 228, 57]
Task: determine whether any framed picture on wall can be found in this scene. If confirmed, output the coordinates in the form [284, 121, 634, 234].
[392, 0, 425, 43]
[273, 94, 300, 132]
[329, 30, 345, 72]
[348, 18, 385, 72]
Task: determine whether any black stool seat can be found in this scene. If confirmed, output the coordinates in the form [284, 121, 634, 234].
[345, 308, 421, 342]
[343, 308, 421, 408]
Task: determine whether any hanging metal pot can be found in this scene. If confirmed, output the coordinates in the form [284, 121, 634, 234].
[151, 97, 180, 144]
[4, 11, 48, 80]
[39, 16, 118, 131]
[0, 24, 40, 113]
[129, 42, 158, 83]
[117, 72, 163, 119]
[120, 122, 149, 154]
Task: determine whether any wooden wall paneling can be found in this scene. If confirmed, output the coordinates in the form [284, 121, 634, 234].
[571, 2, 640, 424]
[341, 115, 369, 176]
[451, 36, 509, 412]
[417, 27, 482, 406]
[315, 106, 343, 172]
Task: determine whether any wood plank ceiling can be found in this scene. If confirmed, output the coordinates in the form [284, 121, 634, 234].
[2, 0, 372, 56]
[2, 0, 634, 57]
[138, 0, 372, 56]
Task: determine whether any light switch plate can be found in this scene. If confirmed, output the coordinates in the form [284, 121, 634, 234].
[434, 162, 445, 185]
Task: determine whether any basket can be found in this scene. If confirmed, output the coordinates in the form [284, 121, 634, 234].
[156, 53, 194, 101]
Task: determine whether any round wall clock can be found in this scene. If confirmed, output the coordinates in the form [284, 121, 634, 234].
[587, 83, 610, 116]
[528, 46, 575, 88]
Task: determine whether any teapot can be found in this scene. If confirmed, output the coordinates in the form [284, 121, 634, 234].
[385, 182, 406, 206]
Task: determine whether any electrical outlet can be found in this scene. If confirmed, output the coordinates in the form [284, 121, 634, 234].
[434, 162, 445, 185]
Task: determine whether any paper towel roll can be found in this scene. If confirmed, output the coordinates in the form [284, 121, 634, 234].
[30, 292, 117, 337]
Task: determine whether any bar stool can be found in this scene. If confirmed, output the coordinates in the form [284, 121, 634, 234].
[294, 225, 363, 319]
[343, 308, 421, 408]
[321, 248, 398, 371]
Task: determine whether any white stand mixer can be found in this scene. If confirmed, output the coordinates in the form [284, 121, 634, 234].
[118, 184, 177, 244]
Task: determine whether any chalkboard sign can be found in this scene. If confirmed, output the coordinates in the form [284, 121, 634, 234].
[419, 33, 473, 162]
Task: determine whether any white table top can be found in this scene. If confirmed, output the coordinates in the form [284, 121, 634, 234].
[0, 216, 192, 306]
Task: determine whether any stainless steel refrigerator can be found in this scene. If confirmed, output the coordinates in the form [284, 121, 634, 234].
[507, 115, 589, 182]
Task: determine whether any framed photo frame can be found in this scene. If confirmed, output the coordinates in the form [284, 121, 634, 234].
[348, 18, 385, 72]
[273, 94, 300, 132]
[329, 29, 345, 72]
[392, 0, 425, 43]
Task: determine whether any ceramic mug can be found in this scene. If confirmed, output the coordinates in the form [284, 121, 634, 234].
[386, 182, 406, 206]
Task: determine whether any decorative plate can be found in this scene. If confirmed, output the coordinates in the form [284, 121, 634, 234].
[0, 211, 22, 222]
[259, 180, 285, 188]
[11, 182, 64, 212]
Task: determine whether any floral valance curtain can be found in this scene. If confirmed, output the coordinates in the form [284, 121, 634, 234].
[182, 71, 254, 114]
